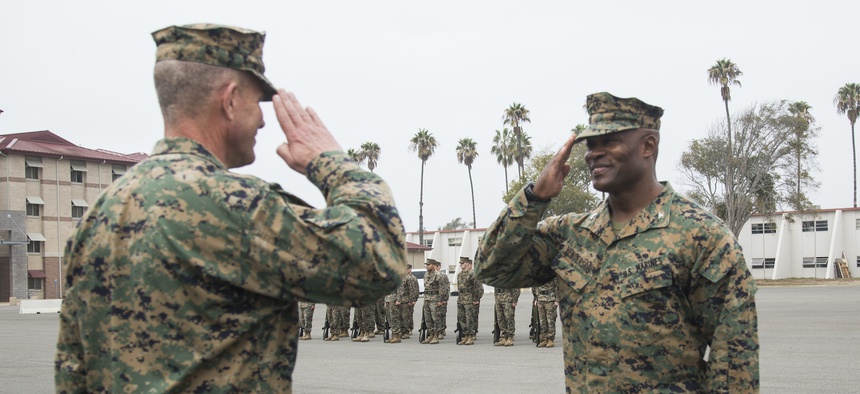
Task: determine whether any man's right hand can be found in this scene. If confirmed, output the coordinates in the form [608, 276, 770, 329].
[532, 132, 577, 200]
[272, 89, 343, 174]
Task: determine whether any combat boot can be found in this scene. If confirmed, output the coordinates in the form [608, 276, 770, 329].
[464, 335, 475, 345]
[429, 334, 440, 344]
[330, 333, 339, 341]
[367, 330, 376, 338]
[504, 336, 514, 347]
[301, 333, 312, 340]
[352, 331, 363, 342]
[537, 335, 547, 348]
[389, 334, 401, 344]
[402, 332, 411, 339]
[494, 336, 507, 347]
[457, 335, 468, 345]
[421, 334, 434, 344]
[360, 332, 370, 342]
[545, 338, 554, 348]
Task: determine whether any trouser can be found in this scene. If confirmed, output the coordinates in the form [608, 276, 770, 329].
[336, 306, 350, 333]
[457, 302, 478, 335]
[375, 299, 386, 331]
[299, 304, 314, 331]
[423, 300, 440, 335]
[438, 302, 448, 334]
[537, 301, 557, 339]
[357, 304, 374, 333]
[494, 301, 515, 337]
[405, 303, 415, 332]
[385, 301, 400, 335]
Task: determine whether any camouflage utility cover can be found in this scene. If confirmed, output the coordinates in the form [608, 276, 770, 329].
[575, 92, 664, 142]
[153, 24, 277, 100]
[476, 182, 759, 393]
[55, 138, 406, 393]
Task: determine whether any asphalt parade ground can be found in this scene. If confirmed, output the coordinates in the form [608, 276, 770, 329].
[1, 285, 858, 393]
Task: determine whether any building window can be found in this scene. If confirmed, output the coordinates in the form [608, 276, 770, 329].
[801, 220, 828, 232]
[421, 239, 433, 248]
[27, 241, 42, 253]
[112, 165, 127, 181]
[448, 237, 463, 246]
[856, 219, 860, 230]
[856, 256, 860, 268]
[751, 258, 775, 268]
[751, 223, 776, 234]
[70, 161, 87, 184]
[71, 199, 88, 218]
[802, 257, 828, 268]
[25, 156, 43, 180]
[28, 277, 43, 290]
[26, 196, 45, 217]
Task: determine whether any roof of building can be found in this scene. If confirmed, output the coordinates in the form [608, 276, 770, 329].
[406, 241, 432, 252]
[0, 130, 146, 165]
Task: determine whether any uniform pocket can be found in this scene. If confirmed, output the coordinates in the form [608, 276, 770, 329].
[300, 206, 356, 232]
[553, 253, 594, 293]
[621, 264, 674, 298]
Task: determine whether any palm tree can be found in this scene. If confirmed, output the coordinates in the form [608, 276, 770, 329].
[456, 138, 479, 228]
[503, 103, 531, 177]
[491, 128, 514, 192]
[787, 101, 814, 201]
[360, 141, 381, 172]
[409, 128, 437, 244]
[510, 131, 533, 179]
[707, 58, 743, 227]
[346, 148, 365, 167]
[835, 83, 860, 207]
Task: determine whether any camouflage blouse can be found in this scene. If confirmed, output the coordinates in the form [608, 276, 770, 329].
[476, 183, 758, 393]
[55, 138, 406, 393]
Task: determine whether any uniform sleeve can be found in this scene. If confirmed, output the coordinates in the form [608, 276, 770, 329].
[245, 151, 407, 306]
[441, 275, 450, 302]
[474, 187, 557, 288]
[690, 228, 760, 392]
[55, 301, 87, 393]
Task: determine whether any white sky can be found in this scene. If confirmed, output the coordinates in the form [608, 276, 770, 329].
[1, 1, 858, 232]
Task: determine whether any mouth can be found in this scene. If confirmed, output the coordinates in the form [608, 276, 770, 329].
[590, 163, 610, 177]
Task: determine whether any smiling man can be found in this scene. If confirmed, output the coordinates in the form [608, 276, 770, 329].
[475, 92, 759, 393]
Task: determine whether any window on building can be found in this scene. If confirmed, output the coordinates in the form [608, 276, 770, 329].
[751, 223, 776, 234]
[70, 161, 87, 184]
[421, 239, 433, 248]
[28, 277, 43, 290]
[856, 219, 860, 230]
[752, 258, 775, 268]
[112, 165, 127, 181]
[801, 220, 828, 232]
[448, 237, 463, 246]
[25, 156, 43, 180]
[856, 256, 860, 268]
[26, 196, 45, 217]
[71, 199, 88, 219]
[27, 233, 46, 253]
[802, 257, 828, 268]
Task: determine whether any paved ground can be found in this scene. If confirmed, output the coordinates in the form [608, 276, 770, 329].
[1, 284, 858, 393]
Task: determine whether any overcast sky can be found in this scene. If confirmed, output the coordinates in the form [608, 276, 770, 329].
[1, 1, 858, 232]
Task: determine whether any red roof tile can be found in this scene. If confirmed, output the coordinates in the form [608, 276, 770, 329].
[0, 130, 146, 164]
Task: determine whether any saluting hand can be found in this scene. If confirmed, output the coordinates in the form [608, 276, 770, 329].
[532, 132, 578, 200]
[272, 89, 343, 174]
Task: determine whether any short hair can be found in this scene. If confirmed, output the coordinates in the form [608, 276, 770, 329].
[154, 60, 256, 122]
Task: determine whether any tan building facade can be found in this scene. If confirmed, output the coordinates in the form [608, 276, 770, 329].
[0, 130, 145, 302]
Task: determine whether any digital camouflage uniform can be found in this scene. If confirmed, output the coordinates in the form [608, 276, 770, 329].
[476, 183, 759, 392]
[493, 287, 520, 342]
[299, 301, 315, 338]
[531, 279, 558, 344]
[457, 267, 482, 337]
[324, 304, 345, 340]
[438, 272, 450, 336]
[383, 288, 398, 339]
[422, 268, 446, 341]
[55, 136, 407, 393]
[401, 272, 420, 336]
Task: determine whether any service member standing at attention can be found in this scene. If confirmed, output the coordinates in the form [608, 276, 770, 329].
[456, 257, 482, 345]
[475, 92, 759, 392]
[531, 279, 558, 348]
[55, 24, 407, 393]
[437, 264, 451, 339]
[400, 264, 420, 339]
[421, 259, 444, 344]
[299, 302, 315, 340]
[493, 286, 520, 347]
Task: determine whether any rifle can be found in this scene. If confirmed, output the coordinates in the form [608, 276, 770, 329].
[350, 315, 359, 339]
[455, 321, 463, 344]
[384, 319, 391, 342]
[322, 315, 330, 339]
[531, 302, 541, 346]
[419, 311, 427, 342]
[492, 309, 500, 344]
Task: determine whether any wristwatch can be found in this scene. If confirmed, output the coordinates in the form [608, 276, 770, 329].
[524, 182, 550, 203]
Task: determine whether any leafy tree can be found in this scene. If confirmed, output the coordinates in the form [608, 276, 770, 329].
[502, 142, 598, 219]
[409, 128, 437, 244]
[785, 101, 820, 212]
[678, 101, 814, 235]
[502, 103, 531, 177]
[456, 138, 479, 228]
[707, 58, 743, 228]
[440, 217, 469, 231]
[834, 83, 860, 207]
[490, 128, 514, 192]
[346, 148, 365, 166]
[360, 141, 381, 172]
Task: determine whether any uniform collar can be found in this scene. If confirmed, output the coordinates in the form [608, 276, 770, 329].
[582, 182, 675, 245]
[150, 137, 227, 170]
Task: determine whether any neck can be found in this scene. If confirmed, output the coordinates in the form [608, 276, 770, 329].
[607, 179, 663, 223]
[164, 114, 229, 166]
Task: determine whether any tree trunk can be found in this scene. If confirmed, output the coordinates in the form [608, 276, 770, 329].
[724, 98, 735, 233]
[419, 160, 425, 244]
[852, 121, 857, 207]
[469, 167, 476, 228]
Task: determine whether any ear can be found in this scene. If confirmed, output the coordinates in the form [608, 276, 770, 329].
[220, 80, 241, 121]
[641, 132, 658, 159]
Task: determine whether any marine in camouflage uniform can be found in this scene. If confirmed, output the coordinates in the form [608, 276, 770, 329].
[421, 259, 445, 344]
[531, 279, 558, 347]
[475, 92, 759, 393]
[55, 24, 407, 394]
[399, 266, 420, 339]
[493, 287, 520, 346]
[437, 268, 450, 339]
[456, 257, 482, 345]
[299, 302, 316, 340]
[383, 285, 398, 343]
[324, 304, 346, 341]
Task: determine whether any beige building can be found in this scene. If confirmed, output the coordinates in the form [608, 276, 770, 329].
[0, 130, 145, 302]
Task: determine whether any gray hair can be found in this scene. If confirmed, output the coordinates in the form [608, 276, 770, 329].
[154, 60, 253, 122]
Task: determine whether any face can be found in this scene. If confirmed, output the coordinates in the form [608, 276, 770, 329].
[425, 263, 436, 272]
[459, 261, 472, 271]
[225, 76, 265, 168]
[583, 129, 651, 194]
